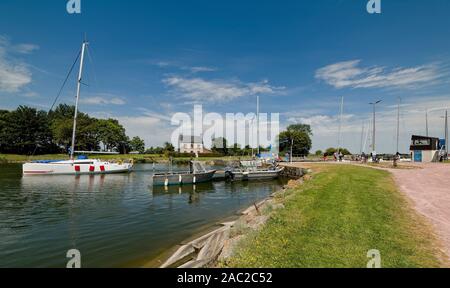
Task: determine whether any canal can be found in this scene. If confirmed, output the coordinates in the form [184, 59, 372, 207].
[0, 163, 286, 268]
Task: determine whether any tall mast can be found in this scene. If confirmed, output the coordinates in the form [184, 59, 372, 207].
[396, 97, 401, 154]
[256, 95, 260, 156]
[426, 109, 429, 137]
[360, 120, 365, 155]
[372, 104, 376, 153]
[363, 117, 371, 154]
[337, 96, 344, 155]
[369, 100, 382, 155]
[70, 41, 88, 160]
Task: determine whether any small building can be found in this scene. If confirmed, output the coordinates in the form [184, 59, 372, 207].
[410, 135, 440, 163]
[179, 135, 204, 154]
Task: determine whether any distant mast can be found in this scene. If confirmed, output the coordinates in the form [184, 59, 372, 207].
[256, 95, 260, 156]
[369, 100, 382, 156]
[337, 96, 344, 156]
[360, 120, 365, 155]
[70, 41, 88, 160]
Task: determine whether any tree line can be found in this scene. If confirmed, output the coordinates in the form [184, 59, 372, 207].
[0, 105, 146, 155]
[208, 124, 313, 157]
[0, 104, 315, 157]
[314, 147, 352, 157]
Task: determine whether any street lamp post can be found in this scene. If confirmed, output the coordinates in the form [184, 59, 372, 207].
[446, 110, 449, 159]
[369, 100, 382, 161]
[290, 138, 294, 164]
[396, 97, 401, 155]
[441, 110, 449, 160]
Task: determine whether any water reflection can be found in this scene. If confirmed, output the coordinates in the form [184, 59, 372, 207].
[152, 182, 216, 205]
[0, 164, 286, 268]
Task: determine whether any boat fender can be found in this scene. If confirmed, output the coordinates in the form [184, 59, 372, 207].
[164, 178, 169, 187]
[179, 175, 182, 184]
[193, 176, 196, 184]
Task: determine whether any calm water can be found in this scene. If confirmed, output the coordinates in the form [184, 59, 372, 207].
[0, 163, 285, 268]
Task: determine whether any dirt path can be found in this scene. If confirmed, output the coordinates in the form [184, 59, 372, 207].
[383, 163, 450, 259]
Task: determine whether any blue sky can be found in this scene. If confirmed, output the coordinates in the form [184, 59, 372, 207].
[1, 0, 450, 153]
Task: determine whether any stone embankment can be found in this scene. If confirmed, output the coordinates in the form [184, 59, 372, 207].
[159, 165, 310, 268]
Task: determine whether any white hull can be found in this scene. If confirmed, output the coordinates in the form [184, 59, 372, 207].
[23, 159, 133, 176]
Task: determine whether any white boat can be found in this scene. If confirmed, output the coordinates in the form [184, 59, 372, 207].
[22, 41, 134, 176]
[23, 159, 133, 176]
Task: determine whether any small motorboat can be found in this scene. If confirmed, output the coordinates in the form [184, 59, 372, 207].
[152, 161, 216, 186]
[225, 161, 284, 181]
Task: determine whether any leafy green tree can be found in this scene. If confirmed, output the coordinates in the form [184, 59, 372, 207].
[96, 119, 128, 152]
[2, 106, 54, 154]
[325, 147, 352, 156]
[278, 124, 313, 156]
[163, 142, 175, 152]
[286, 124, 313, 136]
[0, 110, 11, 153]
[211, 137, 228, 155]
[229, 143, 244, 156]
[315, 150, 323, 156]
[49, 104, 99, 152]
[1, 104, 142, 155]
[130, 136, 145, 153]
[146, 146, 164, 154]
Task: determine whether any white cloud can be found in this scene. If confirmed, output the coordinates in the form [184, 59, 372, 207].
[316, 60, 443, 89]
[13, 44, 40, 54]
[118, 116, 166, 148]
[80, 95, 126, 105]
[188, 66, 217, 73]
[22, 91, 39, 98]
[0, 61, 32, 92]
[0, 36, 36, 93]
[163, 76, 283, 102]
[288, 95, 450, 154]
[152, 60, 216, 74]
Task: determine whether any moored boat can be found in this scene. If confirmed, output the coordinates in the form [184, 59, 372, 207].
[225, 161, 284, 181]
[152, 161, 216, 186]
[23, 158, 133, 176]
[21, 41, 134, 176]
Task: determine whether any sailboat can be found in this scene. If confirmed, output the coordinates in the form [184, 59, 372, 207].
[23, 41, 134, 176]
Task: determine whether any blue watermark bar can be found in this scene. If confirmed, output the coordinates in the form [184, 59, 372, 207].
[2, 269, 446, 287]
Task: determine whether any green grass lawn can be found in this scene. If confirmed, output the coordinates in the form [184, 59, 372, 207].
[225, 165, 445, 268]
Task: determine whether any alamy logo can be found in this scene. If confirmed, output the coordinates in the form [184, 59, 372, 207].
[67, 0, 81, 14]
[66, 249, 81, 268]
[367, 0, 381, 14]
[170, 105, 280, 152]
[367, 249, 381, 268]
